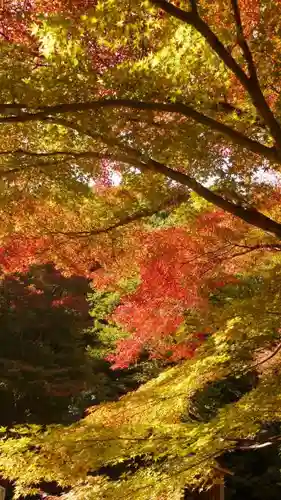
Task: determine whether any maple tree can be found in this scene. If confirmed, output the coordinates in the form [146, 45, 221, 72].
[1, 0, 281, 498]
[0, 262, 159, 427]
[3, 260, 281, 499]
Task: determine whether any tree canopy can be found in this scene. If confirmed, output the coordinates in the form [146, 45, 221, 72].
[1, 0, 281, 499]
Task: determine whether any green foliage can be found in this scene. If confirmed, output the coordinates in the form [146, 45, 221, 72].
[2, 259, 281, 498]
[86, 290, 126, 359]
[32, 18, 83, 65]
[2, 0, 281, 498]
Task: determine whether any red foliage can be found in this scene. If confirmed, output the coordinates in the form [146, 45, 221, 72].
[201, 0, 260, 36]
[0, 236, 51, 273]
[2, 263, 90, 319]
[108, 215, 243, 369]
[0, 206, 248, 369]
[0, 0, 97, 44]
[0, 234, 100, 277]
[52, 294, 89, 314]
[239, 0, 260, 37]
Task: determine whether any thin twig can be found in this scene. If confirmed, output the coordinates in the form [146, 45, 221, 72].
[48, 194, 189, 238]
[225, 243, 281, 260]
[0, 159, 67, 178]
[223, 433, 281, 450]
[230, 242, 281, 250]
[251, 343, 281, 370]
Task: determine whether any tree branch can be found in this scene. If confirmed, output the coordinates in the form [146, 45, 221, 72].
[147, 158, 281, 239]
[4, 113, 281, 240]
[48, 194, 188, 238]
[7, 121, 281, 240]
[0, 103, 27, 111]
[213, 101, 265, 129]
[224, 434, 281, 450]
[0, 159, 68, 178]
[0, 30, 10, 42]
[230, 0, 257, 79]
[189, 0, 198, 14]
[251, 343, 281, 370]
[130, 100, 267, 131]
[150, 0, 281, 152]
[0, 149, 110, 158]
[232, 242, 281, 250]
[0, 99, 276, 162]
[225, 243, 281, 260]
[0, 149, 145, 170]
[151, 0, 249, 86]
[32, 116, 153, 164]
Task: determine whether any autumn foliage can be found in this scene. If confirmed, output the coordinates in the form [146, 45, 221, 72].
[2, 0, 281, 498]
[0, 0, 97, 44]
[107, 210, 247, 367]
[0, 204, 254, 369]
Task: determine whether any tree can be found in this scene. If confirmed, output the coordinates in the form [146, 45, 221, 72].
[0, 1, 280, 234]
[0, 0, 281, 356]
[0, 261, 169, 499]
[0, 262, 94, 425]
[2, 0, 281, 498]
[0, 261, 162, 427]
[2, 256, 281, 498]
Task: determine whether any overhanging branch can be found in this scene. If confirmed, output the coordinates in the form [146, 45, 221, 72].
[151, 0, 249, 87]
[251, 343, 281, 370]
[0, 159, 67, 178]
[147, 158, 281, 239]
[150, 0, 281, 151]
[48, 194, 189, 238]
[0, 99, 276, 162]
[224, 243, 281, 260]
[0, 149, 145, 170]
[3, 125, 281, 240]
